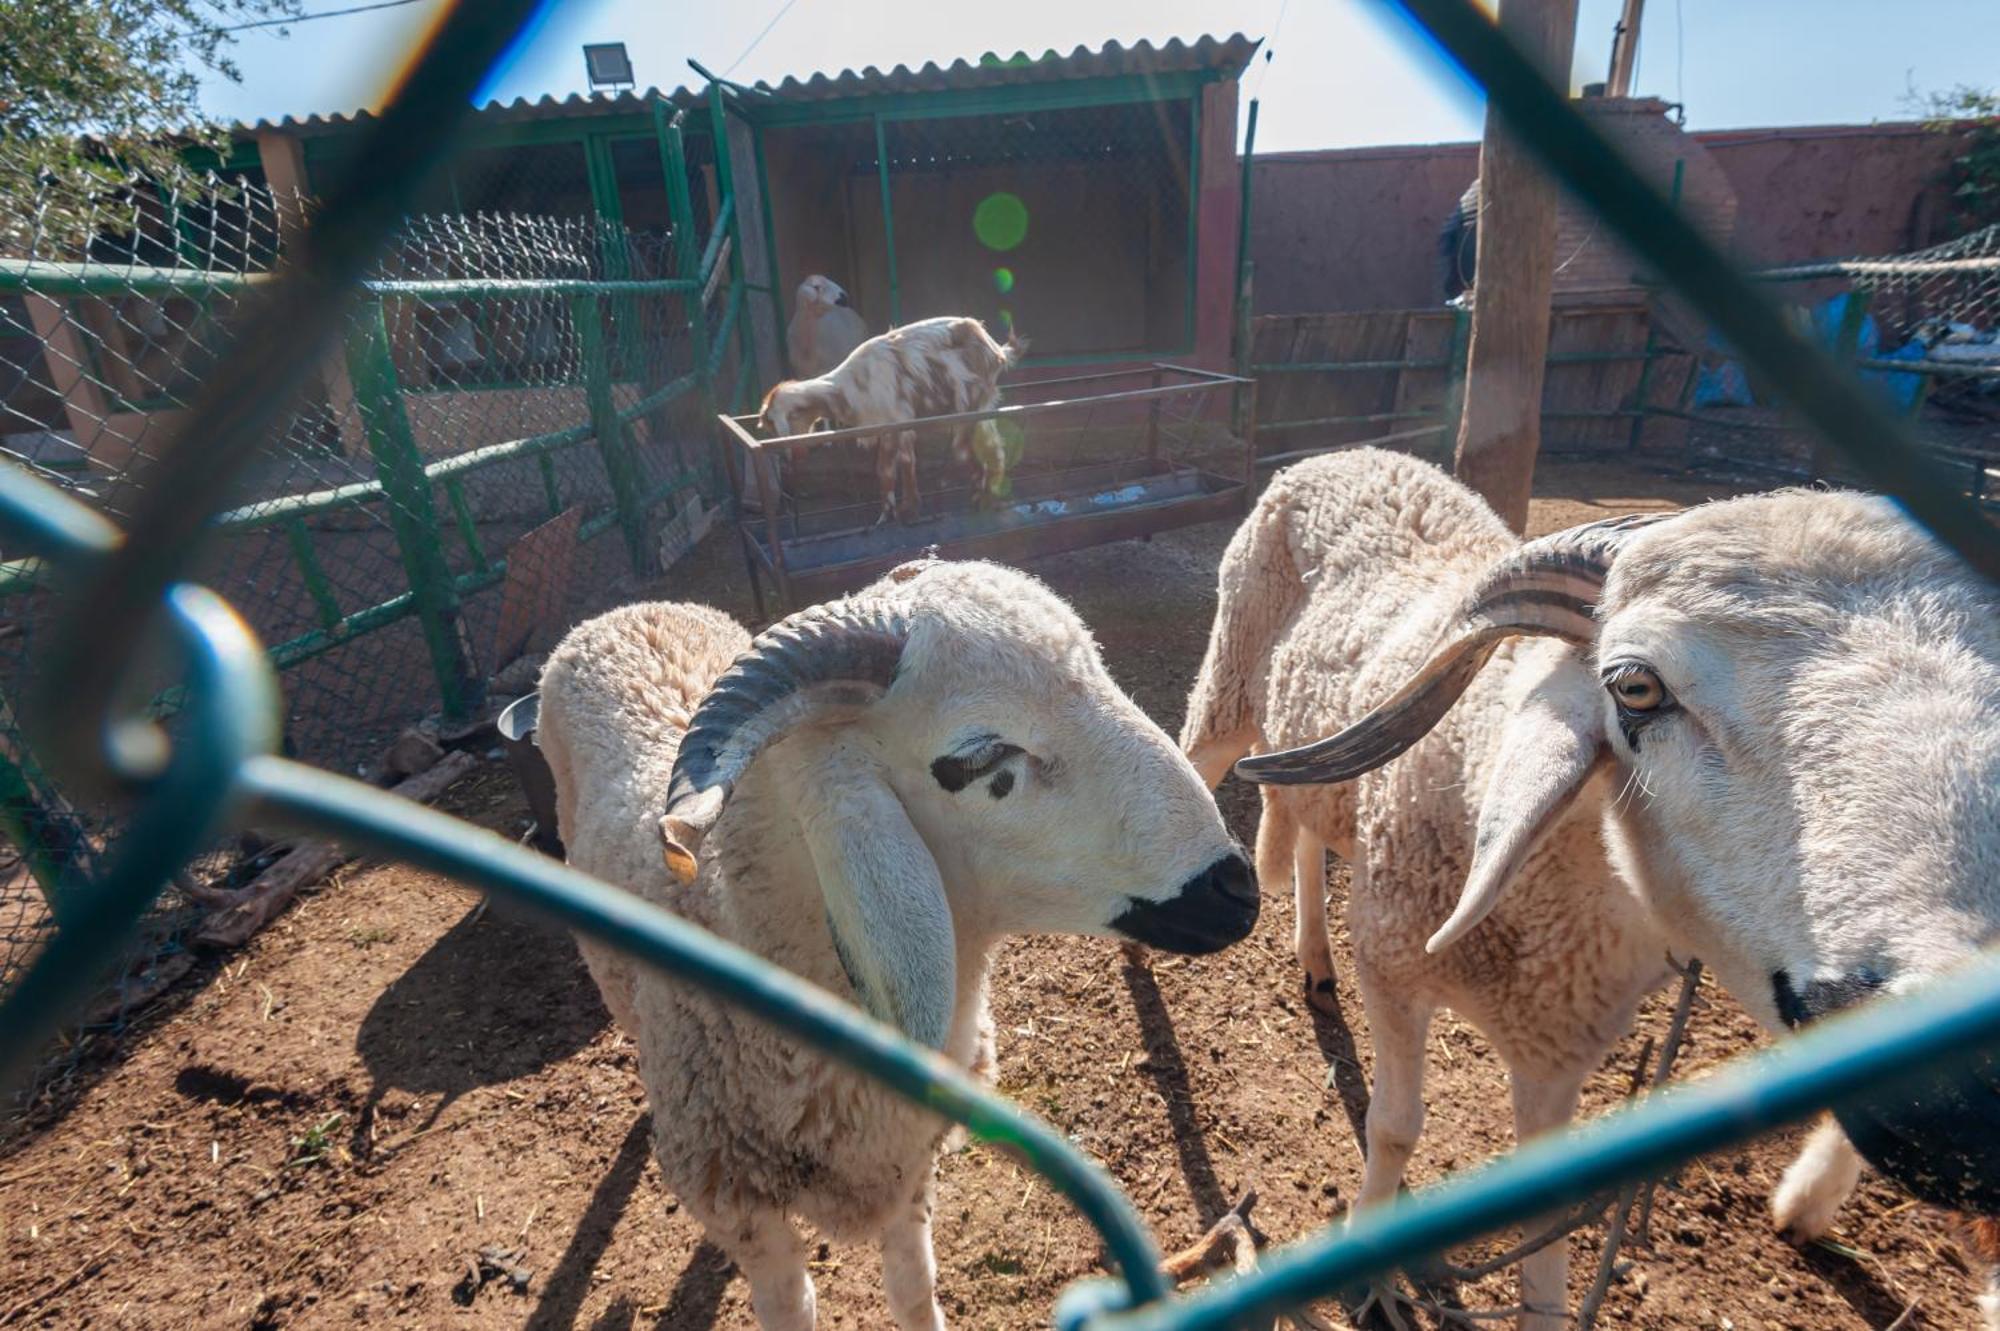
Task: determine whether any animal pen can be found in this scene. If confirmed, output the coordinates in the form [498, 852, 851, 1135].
[3, 6, 2000, 1331]
[720, 362, 1255, 610]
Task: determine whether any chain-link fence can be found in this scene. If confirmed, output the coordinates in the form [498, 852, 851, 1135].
[1680, 223, 2000, 498]
[1, 165, 748, 1112]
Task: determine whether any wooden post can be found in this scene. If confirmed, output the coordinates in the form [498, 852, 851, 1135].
[1451, 0, 1582, 535]
[1607, 0, 1645, 97]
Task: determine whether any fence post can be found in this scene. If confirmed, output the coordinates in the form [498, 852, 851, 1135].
[660, 105, 714, 408]
[344, 298, 478, 720]
[711, 82, 761, 392]
[574, 291, 653, 577]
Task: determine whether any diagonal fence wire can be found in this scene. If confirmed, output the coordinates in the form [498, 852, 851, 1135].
[1, 2, 1999, 1330]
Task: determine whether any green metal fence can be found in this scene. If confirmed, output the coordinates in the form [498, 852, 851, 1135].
[0, 146, 752, 1098]
[2, 1, 1999, 1328]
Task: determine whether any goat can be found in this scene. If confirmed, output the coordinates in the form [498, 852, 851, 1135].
[536, 559, 1256, 1330]
[1197, 448, 2000, 1325]
[758, 316, 1023, 524]
[786, 274, 869, 379]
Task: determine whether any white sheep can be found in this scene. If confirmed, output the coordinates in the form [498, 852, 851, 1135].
[786, 274, 869, 379]
[1193, 448, 2000, 1325]
[535, 558, 1257, 1330]
[1181, 448, 1666, 1326]
[758, 316, 1023, 524]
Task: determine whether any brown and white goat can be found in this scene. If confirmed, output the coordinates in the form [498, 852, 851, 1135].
[758, 316, 1023, 524]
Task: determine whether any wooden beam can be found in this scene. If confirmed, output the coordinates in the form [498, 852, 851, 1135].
[1608, 0, 1646, 98]
[1451, 0, 1582, 535]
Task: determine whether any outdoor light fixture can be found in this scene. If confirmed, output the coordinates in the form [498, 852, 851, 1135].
[583, 42, 635, 92]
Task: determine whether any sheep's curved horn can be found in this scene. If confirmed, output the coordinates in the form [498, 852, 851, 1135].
[1236, 511, 1675, 786]
[662, 602, 911, 881]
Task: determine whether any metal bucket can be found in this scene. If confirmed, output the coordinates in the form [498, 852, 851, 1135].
[496, 693, 563, 858]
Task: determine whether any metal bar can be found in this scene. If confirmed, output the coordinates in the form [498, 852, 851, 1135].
[875, 114, 901, 327]
[1083, 948, 2000, 1331]
[1145, 368, 1165, 469]
[443, 477, 488, 572]
[215, 421, 595, 528]
[574, 292, 652, 577]
[345, 299, 478, 720]
[709, 82, 760, 392]
[1255, 358, 1455, 374]
[1246, 410, 1447, 434]
[538, 453, 562, 517]
[1183, 90, 1203, 355]
[235, 752, 1170, 1305]
[661, 108, 717, 431]
[744, 68, 1221, 129]
[0, 735, 93, 917]
[697, 195, 735, 285]
[1858, 357, 2000, 380]
[1750, 256, 2000, 282]
[0, 261, 698, 299]
[614, 370, 701, 423]
[721, 374, 1249, 453]
[281, 516, 345, 630]
[1391, 0, 1999, 585]
[752, 120, 789, 369]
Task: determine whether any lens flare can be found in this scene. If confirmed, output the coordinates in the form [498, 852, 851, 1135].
[973, 193, 1029, 252]
[994, 267, 1015, 293]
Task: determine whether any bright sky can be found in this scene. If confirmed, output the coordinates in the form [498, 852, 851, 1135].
[196, 0, 2000, 152]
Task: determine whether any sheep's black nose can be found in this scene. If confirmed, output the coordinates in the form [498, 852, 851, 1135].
[1110, 854, 1258, 956]
[1775, 968, 2000, 1213]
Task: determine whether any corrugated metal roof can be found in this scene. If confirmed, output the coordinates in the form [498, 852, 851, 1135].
[235, 33, 1258, 137]
[744, 33, 1259, 102]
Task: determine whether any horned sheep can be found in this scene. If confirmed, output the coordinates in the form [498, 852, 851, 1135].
[536, 559, 1257, 1330]
[1184, 448, 2000, 1326]
[758, 315, 1023, 524]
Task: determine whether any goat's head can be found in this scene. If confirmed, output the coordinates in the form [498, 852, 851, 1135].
[795, 274, 851, 312]
[757, 379, 826, 439]
[1240, 491, 2000, 1209]
[661, 559, 1255, 1049]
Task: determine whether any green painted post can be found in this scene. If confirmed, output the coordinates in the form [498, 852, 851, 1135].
[344, 299, 477, 719]
[538, 452, 563, 517]
[875, 114, 901, 327]
[575, 292, 652, 576]
[282, 515, 345, 630]
[752, 120, 789, 368]
[660, 106, 714, 397]
[1184, 90, 1204, 353]
[710, 83, 760, 392]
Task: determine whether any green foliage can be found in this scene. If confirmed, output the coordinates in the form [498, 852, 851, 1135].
[0, 0, 300, 252]
[1909, 83, 2000, 237]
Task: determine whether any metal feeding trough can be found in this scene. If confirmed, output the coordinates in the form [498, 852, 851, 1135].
[496, 694, 563, 857]
[717, 363, 1257, 612]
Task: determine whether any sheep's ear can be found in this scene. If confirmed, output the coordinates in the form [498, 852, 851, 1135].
[1427, 657, 1607, 953]
[794, 737, 956, 1050]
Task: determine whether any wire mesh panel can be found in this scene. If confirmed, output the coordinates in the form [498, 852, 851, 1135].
[0, 166, 723, 1115]
[1681, 224, 2000, 498]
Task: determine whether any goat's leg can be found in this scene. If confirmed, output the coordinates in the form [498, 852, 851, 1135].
[715, 1208, 816, 1331]
[1510, 1068, 1587, 1331]
[896, 432, 921, 522]
[1771, 1115, 1863, 1241]
[873, 438, 898, 527]
[1292, 822, 1336, 1014]
[1353, 979, 1431, 1211]
[880, 1178, 947, 1331]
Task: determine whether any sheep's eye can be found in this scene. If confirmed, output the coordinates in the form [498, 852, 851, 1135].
[1604, 664, 1671, 714]
[931, 739, 1022, 794]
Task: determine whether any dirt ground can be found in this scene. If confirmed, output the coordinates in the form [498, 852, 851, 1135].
[0, 458, 1982, 1330]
